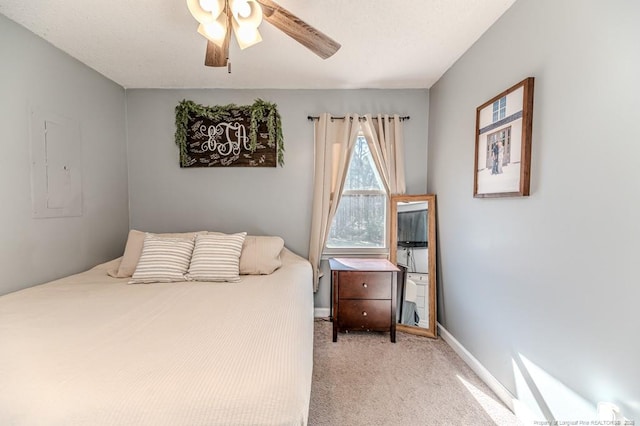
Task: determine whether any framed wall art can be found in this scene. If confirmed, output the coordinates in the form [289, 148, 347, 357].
[175, 99, 284, 168]
[473, 77, 534, 198]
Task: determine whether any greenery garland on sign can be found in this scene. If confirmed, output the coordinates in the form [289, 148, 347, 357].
[174, 98, 284, 166]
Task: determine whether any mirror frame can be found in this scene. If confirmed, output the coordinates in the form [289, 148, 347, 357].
[390, 194, 437, 338]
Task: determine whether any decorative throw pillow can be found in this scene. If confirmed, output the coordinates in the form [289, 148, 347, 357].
[239, 235, 284, 275]
[128, 235, 195, 284]
[109, 229, 204, 278]
[186, 233, 247, 282]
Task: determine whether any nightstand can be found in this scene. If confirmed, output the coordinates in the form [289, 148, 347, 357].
[329, 258, 399, 343]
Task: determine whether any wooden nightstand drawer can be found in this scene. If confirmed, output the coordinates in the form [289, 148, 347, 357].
[338, 271, 392, 299]
[329, 258, 399, 342]
[338, 299, 391, 330]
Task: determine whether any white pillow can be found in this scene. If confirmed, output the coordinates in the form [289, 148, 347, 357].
[239, 235, 284, 275]
[186, 233, 247, 282]
[129, 234, 195, 284]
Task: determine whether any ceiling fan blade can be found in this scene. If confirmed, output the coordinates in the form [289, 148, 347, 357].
[204, 3, 232, 68]
[205, 40, 228, 67]
[256, 0, 341, 60]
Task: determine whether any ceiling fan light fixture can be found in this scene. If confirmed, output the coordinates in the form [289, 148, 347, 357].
[187, 0, 222, 24]
[199, 0, 225, 15]
[231, 0, 263, 28]
[231, 0, 251, 18]
[198, 19, 228, 47]
[232, 22, 262, 50]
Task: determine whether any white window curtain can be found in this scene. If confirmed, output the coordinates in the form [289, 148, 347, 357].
[360, 114, 407, 195]
[308, 113, 407, 291]
[309, 113, 360, 290]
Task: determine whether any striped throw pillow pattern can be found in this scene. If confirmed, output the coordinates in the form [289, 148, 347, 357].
[129, 235, 195, 284]
[186, 233, 247, 282]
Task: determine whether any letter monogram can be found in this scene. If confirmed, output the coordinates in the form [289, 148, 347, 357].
[200, 122, 250, 157]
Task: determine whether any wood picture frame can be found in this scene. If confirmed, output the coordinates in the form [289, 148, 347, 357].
[473, 77, 534, 198]
[389, 194, 437, 339]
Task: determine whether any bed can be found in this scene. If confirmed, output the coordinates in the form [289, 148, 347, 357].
[0, 238, 314, 426]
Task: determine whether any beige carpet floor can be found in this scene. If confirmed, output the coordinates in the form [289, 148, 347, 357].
[309, 319, 521, 426]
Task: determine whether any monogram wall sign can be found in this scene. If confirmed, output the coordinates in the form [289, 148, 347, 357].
[175, 99, 284, 168]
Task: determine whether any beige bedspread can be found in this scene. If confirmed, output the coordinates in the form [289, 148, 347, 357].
[0, 249, 313, 426]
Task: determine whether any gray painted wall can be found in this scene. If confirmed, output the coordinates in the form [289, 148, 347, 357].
[0, 15, 129, 295]
[125, 89, 428, 309]
[428, 0, 639, 420]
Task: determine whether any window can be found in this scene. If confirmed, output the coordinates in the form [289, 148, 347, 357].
[492, 96, 506, 122]
[325, 135, 387, 251]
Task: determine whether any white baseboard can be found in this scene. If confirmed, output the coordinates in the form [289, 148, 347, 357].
[314, 308, 330, 318]
[437, 323, 517, 413]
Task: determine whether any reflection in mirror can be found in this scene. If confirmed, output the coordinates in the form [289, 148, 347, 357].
[396, 201, 428, 327]
[390, 194, 437, 338]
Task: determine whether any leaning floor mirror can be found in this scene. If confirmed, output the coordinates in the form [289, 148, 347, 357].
[390, 194, 437, 338]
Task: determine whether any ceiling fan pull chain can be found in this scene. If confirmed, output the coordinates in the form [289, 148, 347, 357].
[228, 60, 232, 74]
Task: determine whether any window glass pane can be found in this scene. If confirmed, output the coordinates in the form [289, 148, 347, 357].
[343, 137, 384, 191]
[326, 194, 386, 248]
[493, 97, 507, 121]
[326, 135, 387, 250]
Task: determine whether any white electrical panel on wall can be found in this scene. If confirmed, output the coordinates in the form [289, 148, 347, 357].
[30, 109, 82, 218]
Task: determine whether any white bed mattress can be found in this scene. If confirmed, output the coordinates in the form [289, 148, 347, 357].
[0, 249, 313, 426]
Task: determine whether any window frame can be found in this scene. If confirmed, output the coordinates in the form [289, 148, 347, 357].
[492, 96, 507, 122]
[322, 136, 390, 258]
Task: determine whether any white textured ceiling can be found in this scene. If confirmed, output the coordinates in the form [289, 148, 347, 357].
[0, 0, 516, 89]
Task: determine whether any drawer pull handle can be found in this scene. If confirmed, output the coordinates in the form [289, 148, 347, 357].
[362, 311, 368, 316]
[362, 283, 368, 288]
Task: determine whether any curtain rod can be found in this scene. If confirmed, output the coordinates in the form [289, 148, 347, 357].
[307, 115, 410, 122]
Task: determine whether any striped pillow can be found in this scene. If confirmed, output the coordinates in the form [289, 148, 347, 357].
[129, 234, 195, 284]
[186, 233, 247, 282]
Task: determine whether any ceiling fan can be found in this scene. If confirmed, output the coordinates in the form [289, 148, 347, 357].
[186, 0, 341, 68]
